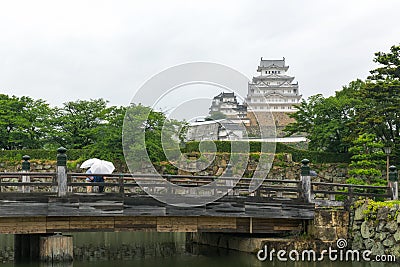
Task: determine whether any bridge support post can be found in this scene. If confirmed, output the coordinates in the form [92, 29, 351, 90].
[57, 147, 68, 197]
[389, 165, 398, 200]
[20, 155, 31, 193]
[226, 164, 234, 196]
[14, 234, 73, 263]
[300, 159, 312, 203]
[40, 234, 73, 262]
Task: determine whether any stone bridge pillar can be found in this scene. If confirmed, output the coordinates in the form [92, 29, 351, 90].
[300, 159, 312, 203]
[20, 155, 31, 193]
[57, 147, 68, 197]
[389, 165, 398, 200]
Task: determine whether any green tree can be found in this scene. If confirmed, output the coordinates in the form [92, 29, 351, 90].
[285, 80, 361, 153]
[49, 99, 108, 149]
[0, 94, 25, 149]
[285, 44, 400, 160]
[352, 45, 400, 162]
[353, 81, 400, 144]
[0, 94, 52, 149]
[347, 133, 386, 185]
[20, 96, 54, 149]
[85, 105, 127, 161]
[368, 44, 400, 81]
[123, 104, 183, 169]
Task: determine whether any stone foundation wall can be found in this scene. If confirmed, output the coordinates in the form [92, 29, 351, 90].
[350, 201, 400, 258]
[309, 209, 349, 242]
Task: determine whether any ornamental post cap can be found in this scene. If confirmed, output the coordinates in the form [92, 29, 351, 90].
[301, 159, 310, 165]
[57, 147, 67, 154]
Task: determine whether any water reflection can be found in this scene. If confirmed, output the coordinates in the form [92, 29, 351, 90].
[0, 233, 398, 267]
[72, 232, 186, 261]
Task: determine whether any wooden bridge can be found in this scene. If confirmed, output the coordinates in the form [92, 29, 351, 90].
[0, 171, 314, 235]
[0, 168, 396, 235]
[0, 151, 398, 262]
[0, 150, 398, 237]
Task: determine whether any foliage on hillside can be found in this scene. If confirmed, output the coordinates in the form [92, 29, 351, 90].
[285, 44, 400, 166]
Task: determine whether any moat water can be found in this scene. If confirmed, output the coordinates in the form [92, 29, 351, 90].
[0, 233, 398, 267]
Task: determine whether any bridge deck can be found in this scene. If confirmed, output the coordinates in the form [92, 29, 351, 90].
[0, 193, 314, 234]
[1, 170, 392, 235]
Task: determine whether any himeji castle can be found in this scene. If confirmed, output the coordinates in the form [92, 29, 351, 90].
[246, 57, 302, 112]
[193, 57, 305, 141]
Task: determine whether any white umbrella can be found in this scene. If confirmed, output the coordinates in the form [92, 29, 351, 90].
[89, 160, 115, 174]
[80, 158, 101, 169]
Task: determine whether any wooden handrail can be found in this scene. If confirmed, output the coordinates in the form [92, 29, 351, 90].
[0, 171, 394, 202]
[311, 181, 388, 190]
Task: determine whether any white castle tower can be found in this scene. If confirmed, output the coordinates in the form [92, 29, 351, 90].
[246, 57, 302, 112]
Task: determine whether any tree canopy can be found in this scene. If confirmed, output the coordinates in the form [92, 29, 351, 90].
[0, 94, 53, 150]
[285, 44, 400, 164]
[0, 96, 184, 162]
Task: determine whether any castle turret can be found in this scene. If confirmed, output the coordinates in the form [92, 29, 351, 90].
[246, 57, 302, 112]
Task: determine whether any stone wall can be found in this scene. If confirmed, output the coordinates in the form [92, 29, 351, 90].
[1, 154, 349, 182]
[309, 209, 349, 243]
[0, 161, 56, 173]
[0, 160, 84, 173]
[171, 153, 348, 182]
[351, 201, 400, 258]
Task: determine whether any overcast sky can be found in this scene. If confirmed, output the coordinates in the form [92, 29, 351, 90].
[1, 0, 399, 118]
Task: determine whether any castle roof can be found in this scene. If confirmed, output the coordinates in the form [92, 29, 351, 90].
[252, 74, 295, 82]
[213, 92, 235, 99]
[257, 57, 289, 71]
[260, 58, 285, 68]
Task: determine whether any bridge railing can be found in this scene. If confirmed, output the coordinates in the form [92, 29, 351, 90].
[0, 170, 394, 204]
[0, 149, 398, 205]
[0, 172, 57, 193]
[66, 173, 302, 199]
[310, 182, 391, 202]
[0, 172, 301, 199]
[1, 169, 394, 204]
[300, 159, 398, 205]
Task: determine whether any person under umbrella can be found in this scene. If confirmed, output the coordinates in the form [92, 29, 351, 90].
[80, 158, 101, 193]
[88, 160, 115, 193]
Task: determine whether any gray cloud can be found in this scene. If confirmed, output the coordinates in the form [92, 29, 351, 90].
[0, 0, 399, 117]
